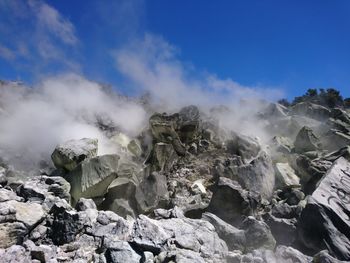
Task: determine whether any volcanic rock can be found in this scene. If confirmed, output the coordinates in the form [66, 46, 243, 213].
[51, 138, 98, 171]
[298, 157, 350, 260]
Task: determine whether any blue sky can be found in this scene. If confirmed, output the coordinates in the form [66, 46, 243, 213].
[0, 0, 350, 100]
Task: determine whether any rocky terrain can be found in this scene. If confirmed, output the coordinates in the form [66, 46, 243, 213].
[0, 85, 350, 262]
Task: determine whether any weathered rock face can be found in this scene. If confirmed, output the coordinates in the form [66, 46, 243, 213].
[51, 138, 98, 171]
[202, 212, 246, 251]
[66, 154, 119, 203]
[291, 102, 331, 121]
[104, 240, 141, 263]
[229, 151, 276, 199]
[131, 215, 228, 261]
[149, 113, 187, 156]
[259, 103, 288, 119]
[226, 133, 261, 163]
[294, 126, 321, 153]
[298, 157, 350, 260]
[151, 142, 178, 172]
[241, 216, 276, 252]
[207, 177, 259, 226]
[275, 162, 300, 189]
[322, 130, 350, 152]
[135, 171, 169, 214]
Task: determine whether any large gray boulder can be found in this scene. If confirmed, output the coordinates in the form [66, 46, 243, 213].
[262, 213, 297, 246]
[135, 171, 169, 214]
[275, 162, 300, 189]
[104, 240, 141, 263]
[207, 177, 259, 226]
[230, 151, 275, 199]
[241, 216, 276, 252]
[294, 126, 321, 153]
[226, 133, 261, 163]
[321, 130, 350, 152]
[17, 176, 71, 203]
[202, 212, 246, 251]
[1, 200, 45, 229]
[51, 138, 98, 171]
[66, 154, 119, 204]
[100, 177, 137, 218]
[291, 102, 331, 121]
[131, 215, 228, 261]
[298, 157, 350, 260]
[152, 142, 178, 172]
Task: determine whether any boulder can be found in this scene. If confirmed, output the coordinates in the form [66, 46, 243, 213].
[207, 177, 259, 226]
[0, 245, 31, 262]
[100, 177, 137, 218]
[149, 113, 187, 156]
[135, 171, 169, 214]
[127, 139, 142, 157]
[331, 108, 350, 124]
[294, 126, 321, 153]
[321, 130, 350, 152]
[66, 154, 119, 204]
[152, 142, 178, 172]
[241, 216, 276, 252]
[0, 222, 27, 248]
[275, 163, 300, 189]
[177, 105, 201, 144]
[229, 151, 275, 199]
[275, 245, 312, 263]
[291, 102, 331, 121]
[298, 157, 350, 260]
[262, 213, 297, 246]
[89, 210, 133, 241]
[3, 201, 45, 229]
[75, 198, 97, 211]
[202, 212, 246, 251]
[269, 136, 293, 154]
[51, 138, 98, 171]
[0, 188, 22, 202]
[47, 203, 83, 245]
[226, 133, 261, 163]
[104, 240, 141, 263]
[131, 215, 228, 260]
[17, 176, 71, 203]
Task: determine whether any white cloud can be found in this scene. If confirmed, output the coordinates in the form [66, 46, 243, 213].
[29, 0, 78, 45]
[0, 74, 147, 170]
[0, 0, 79, 72]
[113, 33, 284, 111]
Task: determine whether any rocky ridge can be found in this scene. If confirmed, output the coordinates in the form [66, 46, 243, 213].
[0, 101, 350, 262]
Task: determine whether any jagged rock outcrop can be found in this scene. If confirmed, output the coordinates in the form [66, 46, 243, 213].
[51, 138, 98, 171]
[65, 154, 119, 204]
[1, 99, 350, 262]
[298, 157, 350, 261]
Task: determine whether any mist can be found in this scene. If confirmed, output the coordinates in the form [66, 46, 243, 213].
[0, 35, 284, 171]
[0, 74, 147, 170]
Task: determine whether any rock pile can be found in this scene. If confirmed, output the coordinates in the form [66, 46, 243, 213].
[0, 102, 350, 262]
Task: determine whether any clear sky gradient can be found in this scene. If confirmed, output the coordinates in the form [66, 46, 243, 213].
[0, 0, 349, 100]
